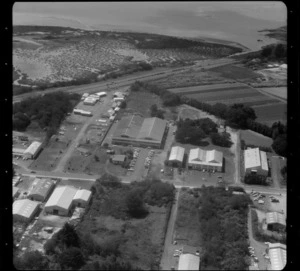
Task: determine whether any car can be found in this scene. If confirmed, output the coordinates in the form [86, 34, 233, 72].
[254, 257, 259, 262]
[30, 171, 36, 173]
[173, 253, 180, 257]
[196, 250, 200, 256]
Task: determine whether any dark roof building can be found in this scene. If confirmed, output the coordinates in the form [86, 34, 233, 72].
[112, 154, 126, 164]
[28, 178, 55, 202]
[112, 115, 167, 149]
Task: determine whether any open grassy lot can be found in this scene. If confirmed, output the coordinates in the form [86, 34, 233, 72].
[241, 129, 273, 148]
[253, 103, 287, 126]
[29, 138, 69, 171]
[209, 64, 260, 80]
[120, 90, 162, 117]
[258, 87, 287, 100]
[174, 189, 202, 246]
[76, 178, 174, 270]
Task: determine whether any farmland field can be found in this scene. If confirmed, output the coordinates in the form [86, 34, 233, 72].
[258, 87, 287, 100]
[241, 130, 273, 148]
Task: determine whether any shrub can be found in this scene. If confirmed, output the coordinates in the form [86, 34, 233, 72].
[244, 173, 268, 185]
[125, 188, 148, 218]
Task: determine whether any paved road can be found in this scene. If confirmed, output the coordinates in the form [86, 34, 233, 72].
[160, 189, 181, 270]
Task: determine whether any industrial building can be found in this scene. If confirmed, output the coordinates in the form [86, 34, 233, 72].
[168, 146, 185, 167]
[111, 154, 126, 165]
[112, 115, 168, 149]
[28, 178, 55, 202]
[267, 243, 286, 270]
[73, 189, 92, 208]
[83, 97, 97, 105]
[73, 109, 92, 116]
[178, 254, 200, 270]
[13, 199, 40, 222]
[13, 148, 26, 157]
[244, 148, 269, 176]
[113, 97, 124, 102]
[23, 141, 42, 159]
[266, 212, 286, 231]
[188, 148, 223, 172]
[44, 186, 78, 216]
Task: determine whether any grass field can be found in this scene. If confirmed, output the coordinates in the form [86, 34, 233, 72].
[253, 103, 287, 126]
[209, 64, 260, 80]
[241, 130, 273, 148]
[174, 189, 202, 246]
[258, 87, 287, 100]
[29, 139, 69, 171]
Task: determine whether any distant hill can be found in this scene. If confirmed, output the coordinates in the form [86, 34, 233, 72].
[258, 26, 286, 42]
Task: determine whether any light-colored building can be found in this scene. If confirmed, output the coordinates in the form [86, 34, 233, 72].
[73, 189, 92, 208]
[80, 110, 92, 117]
[111, 154, 126, 165]
[13, 199, 40, 222]
[113, 97, 125, 102]
[13, 187, 20, 200]
[96, 91, 107, 97]
[23, 141, 42, 159]
[266, 212, 286, 231]
[268, 243, 286, 270]
[13, 148, 25, 157]
[188, 148, 223, 172]
[28, 178, 55, 202]
[244, 148, 268, 176]
[178, 254, 200, 270]
[112, 115, 168, 149]
[83, 97, 97, 105]
[168, 146, 185, 167]
[44, 186, 78, 216]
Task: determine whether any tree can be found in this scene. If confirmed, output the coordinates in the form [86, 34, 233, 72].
[261, 46, 272, 58]
[274, 43, 286, 59]
[210, 132, 232, 148]
[125, 189, 148, 217]
[58, 247, 85, 270]
[14, 250, 49, 270]
[119, 100, 127, 109]
[94, 155, 99, 162]
[56, 223, 80, 248]
[272, 134, 287, 157]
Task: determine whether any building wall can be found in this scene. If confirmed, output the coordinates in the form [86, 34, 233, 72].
[245, 166, 268, 176]
[267, 223, 286, 232]
[188, 163, 222, 172]
[73, 199, 90, 208]
[44, 205, 71, 216]
[168, 160, 183, 167]
[13, 207, 39, 223]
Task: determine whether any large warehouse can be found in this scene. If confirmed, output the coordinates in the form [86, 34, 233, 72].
[268, 243, 286, 270]
[112, 115, 168, 149]
[188, 148, 223, 172]
[23, 141, 42, 159]
[168, 146, 185, 167]
[44, 186, 78, 216]
[28, 178, 55, 202]
[244, 148, 268, 176]
[13, 199, 40, 223]
[178, 254, 200, 270]
[266, 212, 286, 232]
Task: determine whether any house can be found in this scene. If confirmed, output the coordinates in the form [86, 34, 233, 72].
[28, 178, 55, 202]
[72, 189, 92, 208]
[244, 148, 268, 176]
[23, 141, 42, 159]
[111, 154, 126, 165]
[188, 148, 223, 172]
[266, 212, 286, 232]
[168, 146, 185, 167]
[44, 186, 78, 216]
[178, 254, 200, 270]
[13, 199, 40, 222]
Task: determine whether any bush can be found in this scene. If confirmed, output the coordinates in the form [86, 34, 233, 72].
[58, 247, 85, 270]
[244, 173, 268, 185]
[210, 132, 233, 148]
[125, 188, 148, 218]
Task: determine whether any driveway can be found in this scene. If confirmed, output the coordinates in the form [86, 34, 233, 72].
[160, 189, 181, 270]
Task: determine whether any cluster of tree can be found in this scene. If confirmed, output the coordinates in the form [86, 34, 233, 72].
[198, 186, 251, 270]
[119, 100, 127, 109]
[270, 122, 287, 157]
[251, 209, 286, 244]
[244, 173, 268, 186]
[261, 43, 287, 60]
[281, 165, 287, 180]
[240, 140, 273, 153]
[210, 132, 233, 147]
[150, 104, 165, 119]
[13, 92, 81, 138]
[13, 85, 34, 95]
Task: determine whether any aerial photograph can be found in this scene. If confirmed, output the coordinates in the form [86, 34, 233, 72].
[12, 2, 287, 270]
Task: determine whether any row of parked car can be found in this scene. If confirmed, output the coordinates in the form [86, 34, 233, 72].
[248, 246, 259, 262]
[144, 150, 154, 168]
[128, 148, 141, 171]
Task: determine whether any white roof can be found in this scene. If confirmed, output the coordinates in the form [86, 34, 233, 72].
[13, 187, 19, 197]
[244, 148, 268, 171]
[268, 243, 286, 270]
[280, 64, 287, 69]
[188, 148, 223, 167]
[45, 186, 78, 211]
[24, 141, 42, 156]
[73, 189, 91, 202]
[169, 146, 185, 162]
[13, 199, 39, 219]
[13, 148, 25, 154]
[266, 212, 286, 226]
[178, 254, 200, 270]
[96, 91, 107, 96]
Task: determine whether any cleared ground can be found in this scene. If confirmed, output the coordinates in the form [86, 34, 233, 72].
[252, 103, 287, 126]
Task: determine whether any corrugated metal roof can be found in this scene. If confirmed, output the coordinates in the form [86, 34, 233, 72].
[178, 254, 200, 270]
[266, 212, 286, 226]
[113, 115, 143, 139]
[244, 148, 261, 169]
[45, 186, 78, 211]
[169, 146, 185, 162]
[137, 117, 167, 142]
[29, 179, 55, 199]
[24, 141, 42, 156]
[13, 199, 39, 219]
[112, 154, 126, 162]
[260, 150, 269, 171]
[13, 148, 26, 154]
[268, 243, 286, 270]
[73, 189, 91, 202]
[188, 148, 223, 167]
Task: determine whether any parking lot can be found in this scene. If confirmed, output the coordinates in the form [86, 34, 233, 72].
[126, 148, 150, 181]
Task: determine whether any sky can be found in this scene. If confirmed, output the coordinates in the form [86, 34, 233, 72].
[13, 2, 287, 50]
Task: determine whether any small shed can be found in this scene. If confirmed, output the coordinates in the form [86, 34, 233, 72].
[73, 189, 92, 208]
[111, 154, 126, 165]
